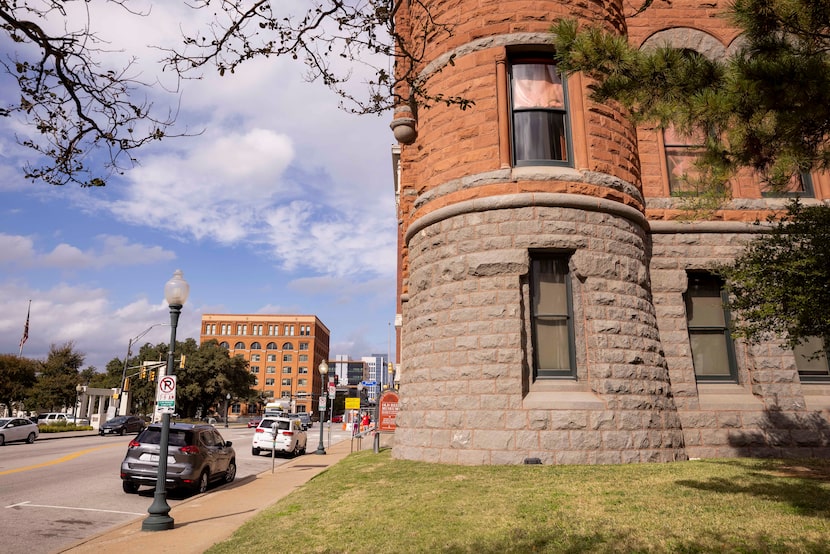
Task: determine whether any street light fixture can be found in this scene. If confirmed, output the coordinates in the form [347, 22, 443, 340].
[143, 269, 189, 532]
[225, 393, 231, 428]
[314, 361, 328, 455]
[74, 384, 83, 421]
[116, 323, 167, 417]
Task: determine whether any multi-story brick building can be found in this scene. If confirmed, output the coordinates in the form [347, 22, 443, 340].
[389, 0, 830, 465]
[200, 314, 330, 418]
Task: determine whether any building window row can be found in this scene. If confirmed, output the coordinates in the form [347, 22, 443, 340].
[203, 323, 315, 337]
[529, 254, 829, 383]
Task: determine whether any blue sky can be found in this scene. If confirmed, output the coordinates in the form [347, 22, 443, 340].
[0, 3, 398, 371]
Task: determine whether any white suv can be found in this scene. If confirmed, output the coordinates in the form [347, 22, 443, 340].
[251, 417, 307, 457]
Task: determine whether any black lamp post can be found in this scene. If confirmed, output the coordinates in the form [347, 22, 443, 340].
[314, 361, 328, 455]
[143, 269, 189, 532]
[225, 393, 231, 428]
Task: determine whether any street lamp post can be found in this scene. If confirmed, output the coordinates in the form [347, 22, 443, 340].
[74, 384, 83, 420]
[143, 269, 189, 532]
[117, 323, 167, 417]
[225, 393, 231, 428]
[315, 361, 328, 455]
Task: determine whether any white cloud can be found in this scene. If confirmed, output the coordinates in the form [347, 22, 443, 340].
[0, 233, 176, 271]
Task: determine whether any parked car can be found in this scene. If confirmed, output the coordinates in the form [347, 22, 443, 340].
[37, 413, 88, 425]
[246, 417, 261, 428]
[330, 415, 343, 423]
[251, 417, 307, 457]
[296, 412, 312, 430]
[99, 415, 145, 436]
[120, 423, 236, 494]
[0, 417, 39, 446]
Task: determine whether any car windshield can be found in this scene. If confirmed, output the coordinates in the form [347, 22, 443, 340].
[108, 417, 128, 424]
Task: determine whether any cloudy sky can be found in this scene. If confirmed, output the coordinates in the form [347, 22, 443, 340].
[0, 2, 398, 371]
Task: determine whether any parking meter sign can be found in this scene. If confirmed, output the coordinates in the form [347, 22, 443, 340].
[156, 375, 176, 413]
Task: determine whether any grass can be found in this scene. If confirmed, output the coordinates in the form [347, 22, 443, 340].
[207, 451, 830, 554]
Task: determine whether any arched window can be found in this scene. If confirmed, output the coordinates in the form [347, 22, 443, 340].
[282, 342, 294, 350]
[250, 342, 262, 350]
[219, 341, 229, 349]
[234, 341, 246, 349]
[266, 342, 278, 350]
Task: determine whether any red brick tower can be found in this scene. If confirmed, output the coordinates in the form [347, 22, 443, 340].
[390, 0, 687, 464]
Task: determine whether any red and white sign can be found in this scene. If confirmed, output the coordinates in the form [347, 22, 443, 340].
[377, 390, 399, 433]
[156, 375, 176, 412]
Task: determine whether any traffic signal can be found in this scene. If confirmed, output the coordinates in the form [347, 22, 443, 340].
[140, 367, 147, 379]
[149, 369, 156, 382]
[124, 377, 131, 392]
[180, 354, 186, 369]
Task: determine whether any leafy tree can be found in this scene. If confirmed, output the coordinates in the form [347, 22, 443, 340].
[26, 341, 84, 412]
[0, 1, 460, 187]
[0, 354, 38, 415]
[117, 338, 254, 418]
[719, 201, 830, 351]
[552, 0, 830, 195]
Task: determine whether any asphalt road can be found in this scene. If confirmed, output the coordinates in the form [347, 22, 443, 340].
[0, 425, 327, 554]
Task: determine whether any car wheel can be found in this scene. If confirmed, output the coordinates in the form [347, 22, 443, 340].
[251, 447, 260, 456]
[224, 459, 237, 483]
[26, 432, 36, 444]
[292, 442, 301, 457]
[0, 435, 4, 446]
[122, 481, 139, 494]
[196, 471, 209, 494]
[119, 428, 126, 436]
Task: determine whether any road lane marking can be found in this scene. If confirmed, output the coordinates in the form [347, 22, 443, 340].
[6, 500, 144, 515]
[0, 443, 122, 476]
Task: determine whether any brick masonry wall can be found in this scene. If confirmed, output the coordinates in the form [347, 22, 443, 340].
[394, 204, 687, 464]
[651, 230, 830, 458]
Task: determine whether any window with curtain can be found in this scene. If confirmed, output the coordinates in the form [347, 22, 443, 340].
[510, 57, 570, 166]
[530, 254, 576, 378]
[684, 273, 738, 381]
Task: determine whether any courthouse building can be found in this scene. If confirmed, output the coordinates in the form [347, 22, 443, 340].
[389, 0, 830, 464]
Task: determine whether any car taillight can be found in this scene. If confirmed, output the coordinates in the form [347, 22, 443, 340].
[283, 431, 293, 436]
[180, 445, 200, 455]
[128, 439, 141, 448]
[255, 428, 265, 433]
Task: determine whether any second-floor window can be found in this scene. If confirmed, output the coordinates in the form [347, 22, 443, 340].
[510, 56, 570, 166]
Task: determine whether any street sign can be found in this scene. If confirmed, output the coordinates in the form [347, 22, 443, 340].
[156, 375, 176, 413]
[328, 383, 336, 399]
[318, 395, 326, 410]
[361, 381, 377, 387]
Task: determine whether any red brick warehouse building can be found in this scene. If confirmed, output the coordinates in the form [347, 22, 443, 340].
[200, 314, 330, 419]
[388, 0, 830, 465]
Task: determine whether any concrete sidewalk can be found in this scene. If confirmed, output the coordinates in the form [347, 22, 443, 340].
[59, 437, 360, 553]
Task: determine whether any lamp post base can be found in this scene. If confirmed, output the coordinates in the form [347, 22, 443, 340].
[142, 492, 174, 531]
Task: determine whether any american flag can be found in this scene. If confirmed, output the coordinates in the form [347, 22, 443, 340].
[18, 300, 30, 355]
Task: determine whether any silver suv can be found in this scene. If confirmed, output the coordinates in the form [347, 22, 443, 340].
[120, 423, 236, 494]
[251, 417, 307, 457]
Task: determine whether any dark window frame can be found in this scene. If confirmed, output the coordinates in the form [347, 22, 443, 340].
[684, 272, 739, 382]
[529, 253, 577, 379]
[508, 54, 572, 168]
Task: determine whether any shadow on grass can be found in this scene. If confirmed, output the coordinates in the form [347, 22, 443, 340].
[437, 527, 830, 554]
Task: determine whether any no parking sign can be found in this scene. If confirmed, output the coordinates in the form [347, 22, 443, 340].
[156, 375, 177, 413]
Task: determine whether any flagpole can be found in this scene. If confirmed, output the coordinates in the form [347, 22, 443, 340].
[18, 299, 30, 356]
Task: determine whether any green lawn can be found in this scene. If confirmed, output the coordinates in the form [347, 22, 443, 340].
[208, 451, 830, 554]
